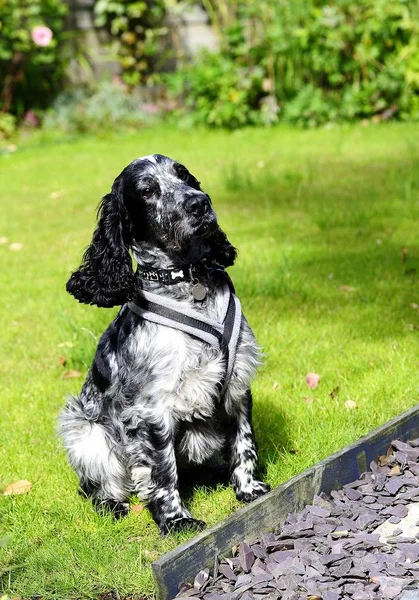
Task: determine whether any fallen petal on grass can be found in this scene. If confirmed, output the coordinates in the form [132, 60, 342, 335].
[9, 242, 23, 251]
[344, 400, 357, 410]
[0, 237, 8, 244]
[339, 285, 356, 293]
[62, 370, 82, 379]
[2, 480, 33, 495]
[306, 373, 320, 389]
[410, 303, 418, 310]
[130, 504, 144, 513]
[57, 341, 75, 348]
[143, 549, 159, 560]
[272, 381, 279, 391]
[50, 190, 65, 199]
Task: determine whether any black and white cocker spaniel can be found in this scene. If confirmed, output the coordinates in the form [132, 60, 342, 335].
[59, 154, 270, 534]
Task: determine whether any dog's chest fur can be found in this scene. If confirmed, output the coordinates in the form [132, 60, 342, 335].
[117, 283, 260, 425]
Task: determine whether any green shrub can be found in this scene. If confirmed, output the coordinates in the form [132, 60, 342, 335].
[0, 112, 17, 139]
[167, 0, 419, 128]
[0, 0, 68, 118]
[166, 52, 269, 129]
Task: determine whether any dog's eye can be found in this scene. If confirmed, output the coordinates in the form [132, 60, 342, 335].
[141, 185, 155, 199]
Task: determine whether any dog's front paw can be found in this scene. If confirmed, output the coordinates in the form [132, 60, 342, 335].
[234, 480, 271, 503]
[160, 516, 206, 536]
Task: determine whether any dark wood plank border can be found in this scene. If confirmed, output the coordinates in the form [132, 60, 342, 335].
[152, 405, 419, 600]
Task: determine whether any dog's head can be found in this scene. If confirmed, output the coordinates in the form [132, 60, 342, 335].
[66, 154, 237, 307]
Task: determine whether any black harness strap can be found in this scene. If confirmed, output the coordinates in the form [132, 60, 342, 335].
[128, 284, 241, 395]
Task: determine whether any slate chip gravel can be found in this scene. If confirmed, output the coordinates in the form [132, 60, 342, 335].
[176, 439, 419, 600]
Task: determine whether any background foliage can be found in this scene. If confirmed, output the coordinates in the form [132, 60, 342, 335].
[166, 0, 419, 128]
[94, 0, 168, 87]
[1, 0, 419, 134]
[43, 80, 158, 134]
[0, 0, 68, 121]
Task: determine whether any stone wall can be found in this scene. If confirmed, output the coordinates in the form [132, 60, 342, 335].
[64, 0, 118, 82]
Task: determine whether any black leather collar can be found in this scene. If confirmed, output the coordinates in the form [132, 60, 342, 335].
[136, 261, 220, 286]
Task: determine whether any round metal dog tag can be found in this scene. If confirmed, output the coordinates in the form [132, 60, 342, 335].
[192, 283, 207, 301]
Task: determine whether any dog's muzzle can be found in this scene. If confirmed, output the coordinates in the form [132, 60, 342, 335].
[184, 194, 210, 217]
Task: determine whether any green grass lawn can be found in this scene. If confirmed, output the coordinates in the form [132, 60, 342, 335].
[0, 123, 418, 599]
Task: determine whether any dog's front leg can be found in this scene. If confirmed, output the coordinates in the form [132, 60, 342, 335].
[146, 416, 206, 535]
[228, 390, 271, 503]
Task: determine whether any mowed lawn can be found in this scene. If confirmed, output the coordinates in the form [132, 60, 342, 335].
[0, 124, 418, 599]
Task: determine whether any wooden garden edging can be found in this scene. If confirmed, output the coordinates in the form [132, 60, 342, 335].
[152, 405, 419, 600]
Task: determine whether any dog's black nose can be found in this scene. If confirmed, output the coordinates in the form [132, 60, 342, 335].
[184, 194, 209, 217]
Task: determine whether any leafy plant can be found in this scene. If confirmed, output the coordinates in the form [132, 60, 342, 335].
[168, 0, 419, 128]
[166, 51, 270, 129]
[0, 0, 68, 118]
[94, 0, 168, 87]
[0, 113, 17, 139]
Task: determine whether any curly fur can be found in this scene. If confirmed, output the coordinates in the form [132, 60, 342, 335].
[59, 154, 269, 534]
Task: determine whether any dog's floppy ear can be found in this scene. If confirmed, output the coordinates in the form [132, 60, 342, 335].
[66, 176, 136, 308]
[208, 227, 237, 268]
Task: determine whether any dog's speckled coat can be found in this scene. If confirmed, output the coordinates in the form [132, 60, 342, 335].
[59, 154, 270, 533]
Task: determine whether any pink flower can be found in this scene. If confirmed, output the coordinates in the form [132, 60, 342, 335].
[23, 110, 39, 127]
[305, 372, 320, 390]
[140, 103, 159, 115]
[31, 26, 53, 47]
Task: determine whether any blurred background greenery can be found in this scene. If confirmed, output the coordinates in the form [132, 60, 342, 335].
[1, 0, 419, 138]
